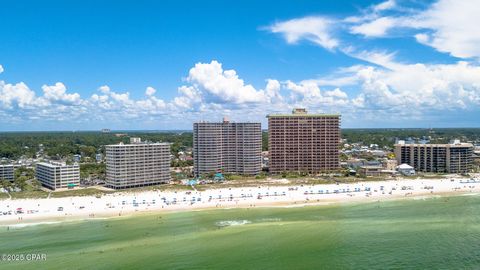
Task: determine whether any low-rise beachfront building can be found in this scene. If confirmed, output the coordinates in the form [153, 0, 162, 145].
[394, 140, 474, 173]
[396, 164, 416, 176]
[0, 164, 15, 181]
[36, 161, 80, 190]
[358, 165, 383, 177]
[105, 138, 171, 189]
[383, 159, 398, 171]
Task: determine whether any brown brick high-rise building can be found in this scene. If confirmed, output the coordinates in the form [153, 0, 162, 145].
[267, 108, 341, 174]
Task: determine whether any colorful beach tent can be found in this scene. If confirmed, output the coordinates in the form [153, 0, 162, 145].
[187, 179, 198, 186]
[214, 173, 225, 181]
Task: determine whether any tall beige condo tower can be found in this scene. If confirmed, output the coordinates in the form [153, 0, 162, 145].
[193, 118, 262, 177]
[267, 108, 341, 174]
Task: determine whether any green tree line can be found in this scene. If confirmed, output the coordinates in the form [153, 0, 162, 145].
[1, 128, 478, 160]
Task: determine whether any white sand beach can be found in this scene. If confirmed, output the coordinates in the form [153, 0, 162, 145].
[1, 175, 480, 226]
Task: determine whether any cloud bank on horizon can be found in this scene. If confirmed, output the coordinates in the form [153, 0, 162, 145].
[1, 0, 480, 130]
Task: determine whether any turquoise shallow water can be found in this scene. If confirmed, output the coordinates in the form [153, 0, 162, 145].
[1, 195, 480, 269]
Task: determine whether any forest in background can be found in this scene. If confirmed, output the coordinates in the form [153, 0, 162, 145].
[0, 131, 192, 160]
[1, 128, 479, 160]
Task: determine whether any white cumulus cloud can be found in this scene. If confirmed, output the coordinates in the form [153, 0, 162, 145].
[145, 86, 156, 96]
[0, 81, 37, 109]
[2, 55, 480, 129]
[42, 82, 81, 104]
[187, 60, 268, 104]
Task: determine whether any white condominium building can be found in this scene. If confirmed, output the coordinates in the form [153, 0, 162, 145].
[36, 162, 80, 190]
[0, 164, 15, 182]
[106, 138, 171, 189]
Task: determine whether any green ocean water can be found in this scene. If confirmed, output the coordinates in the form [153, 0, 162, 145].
[1, 195, 480, 269]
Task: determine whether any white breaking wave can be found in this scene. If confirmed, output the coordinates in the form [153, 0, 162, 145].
[215, 220, 251, 227]
[459, 193, 480, 197]
[1, 221, 63, 228]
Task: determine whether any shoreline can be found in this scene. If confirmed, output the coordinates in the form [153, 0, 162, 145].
[1, 176, 480, 227]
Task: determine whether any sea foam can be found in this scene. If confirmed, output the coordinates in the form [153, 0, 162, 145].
[215, 220, 251, 227]
[1, 221, 63, 228]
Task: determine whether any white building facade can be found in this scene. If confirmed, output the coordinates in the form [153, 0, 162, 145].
[0, 165, 15, 182]
[36, 162, 80, 190]
[106, 138, 171, 189]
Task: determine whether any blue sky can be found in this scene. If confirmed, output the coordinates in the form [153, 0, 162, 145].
[1, 0, 480, 131]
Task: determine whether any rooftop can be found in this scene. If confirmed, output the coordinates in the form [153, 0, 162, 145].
[107, 142, 170, 147]
[395, 142, 473, 147]
[267, 113, 341, 118]
[0, 164, 14, 167]
[397, 164, 414, 169]
[267, 108, 340, 118]
[194, 121, 260, 124]
[37, 161, 78, 168]
[359, 165, 383, 169]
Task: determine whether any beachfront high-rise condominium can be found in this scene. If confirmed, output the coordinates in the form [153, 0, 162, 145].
[394, 140, 474, 173]
[0, 164, 15, 181]
[193, 118, 262, 177]
[35, 161, 80, 190]
[267, 108, 341, 174]
[106, 138, 171, 189]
